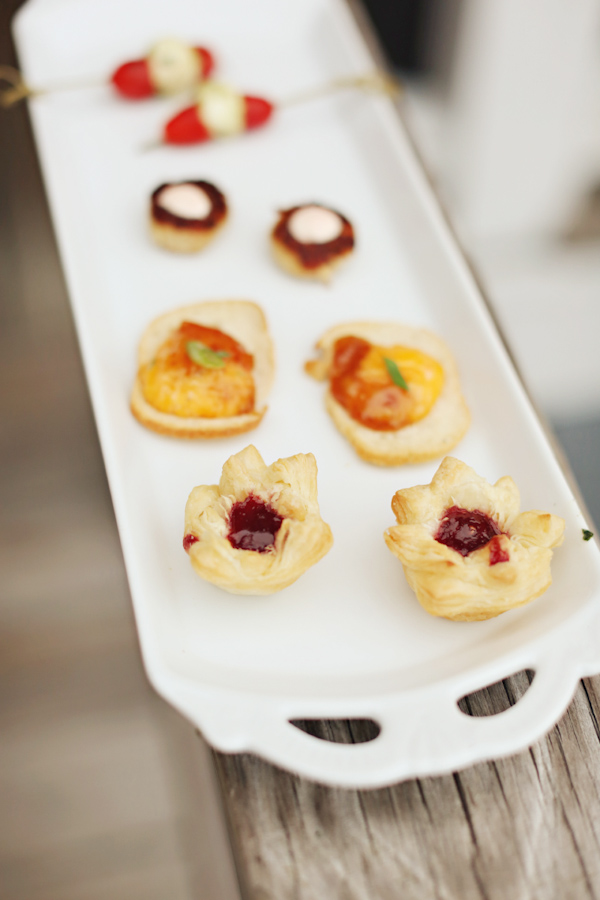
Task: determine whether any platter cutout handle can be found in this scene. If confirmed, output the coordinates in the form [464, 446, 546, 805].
[215, 654, 582, 788]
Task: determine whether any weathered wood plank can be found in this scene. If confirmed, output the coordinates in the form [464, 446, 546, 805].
[215, 674, 600, 900]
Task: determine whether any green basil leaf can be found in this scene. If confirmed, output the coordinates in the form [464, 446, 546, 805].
[383, 356, 409, 391]
[186, 340, 229, 369]
[583, 529, 594, 542]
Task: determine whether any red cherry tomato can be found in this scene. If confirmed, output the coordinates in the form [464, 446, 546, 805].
[244, 95, 274, 129]
[164, 106, 210, 144]
[112, 46, 214, 99]
[195, 47, 215, 79]
[111, 59, 153, 99]
[163, 92, 275, 144]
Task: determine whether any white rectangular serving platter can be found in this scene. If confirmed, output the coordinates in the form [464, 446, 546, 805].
[14, 0, 600, 788]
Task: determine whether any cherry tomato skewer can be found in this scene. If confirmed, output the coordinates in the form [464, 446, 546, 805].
[158, 73, 398, 147]
[0, 39, 216, 109]
[164, 93, 273, 144]
[112, 45, 214, 99]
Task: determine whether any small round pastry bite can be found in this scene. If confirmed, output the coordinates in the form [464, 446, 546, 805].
[305, 321, 469, 465]
[130, 300, 274, 438]
[150, 180, 228, 253]
[384, 457, 566, 622]
[271, 203, 354, 283]
[183, 444, 334, 594]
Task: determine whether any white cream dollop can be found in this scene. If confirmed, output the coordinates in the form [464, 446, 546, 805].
[157, 183, 212, 220]
[147, 38, 201, 95]
[287, 205, 344, 244]
[196, 83, 245, 137]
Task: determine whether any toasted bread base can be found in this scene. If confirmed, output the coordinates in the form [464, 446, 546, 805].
[131, 300, 274, 439]
[306, 321, 470, 465]
[270, 238, 352, 284]
[149, 215, 227, 254]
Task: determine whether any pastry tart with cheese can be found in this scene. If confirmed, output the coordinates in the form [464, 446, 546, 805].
[271, 203, 354, 282]
[306, 321, 469, 465]
[150, 180, 228, 253]
[183, 444, 334, 594]
[131, 300, 274, 438]
[384, 457, 565, 621]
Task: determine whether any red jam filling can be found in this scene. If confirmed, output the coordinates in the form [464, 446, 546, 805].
[488, 535, 510, 566]
[435, 506, 503, 559]
[227, 495, 283, 553]
[183, 534, 199, 552]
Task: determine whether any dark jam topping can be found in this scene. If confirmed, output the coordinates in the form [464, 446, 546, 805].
[488, 535, 510, 566]
[183, 534, 199, 552]
[227, 495, 283, 553]
[435, 506, 502, 557]
[151, 180, 227, 230]
[273, 204, 354, 270]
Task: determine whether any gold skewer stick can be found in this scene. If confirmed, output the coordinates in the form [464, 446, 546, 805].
[0, 66, 33, 107]
[280, 71, 401, 108]
[0, 65, 104, 108]
[139, 139, 165, 152]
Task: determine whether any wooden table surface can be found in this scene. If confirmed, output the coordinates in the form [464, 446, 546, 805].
[3, 2, 600, 898]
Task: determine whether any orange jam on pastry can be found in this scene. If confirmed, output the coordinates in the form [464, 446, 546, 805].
[330, 336, 444, 431]
[140, 321, 254, 418]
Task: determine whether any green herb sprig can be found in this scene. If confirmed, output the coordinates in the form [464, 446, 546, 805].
[383, 356, 409, 391]
[186, 340, 229, 369]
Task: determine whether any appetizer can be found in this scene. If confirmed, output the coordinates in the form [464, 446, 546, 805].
[183, 445, 334, 594]
[306, 322, 469, 464]
[384, 457, 565, 621]
[112, 38, 214, 99]
[164, 82, 273, 144]
[160, 73, 399, 146]
[271, 203, 354, 283]
[150, 180, 228, 253]
[130, 300, 274, 438]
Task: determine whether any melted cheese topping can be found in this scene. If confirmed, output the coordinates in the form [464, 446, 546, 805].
[196, 82, 245, 136]
[147, 38, 201, 95]
[330, 336, 444, 431]
[156, 183, 212, 220]
[140, 322, 254, 418]
[287, 205, 344, 244]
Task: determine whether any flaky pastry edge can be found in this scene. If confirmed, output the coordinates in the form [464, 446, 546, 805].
[184, 444, 334, 594]
[384, 456, 565, 621]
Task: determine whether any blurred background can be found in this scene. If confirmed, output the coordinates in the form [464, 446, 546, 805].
[369, 0, 600, 520]
[1, 0, 599, 897]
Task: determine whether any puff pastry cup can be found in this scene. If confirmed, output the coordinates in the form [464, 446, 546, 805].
[130, 300, 274, 438]
[306, 321, 470, 465]
[183, 445, 334, 594]
[384, 457, 565, 621]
